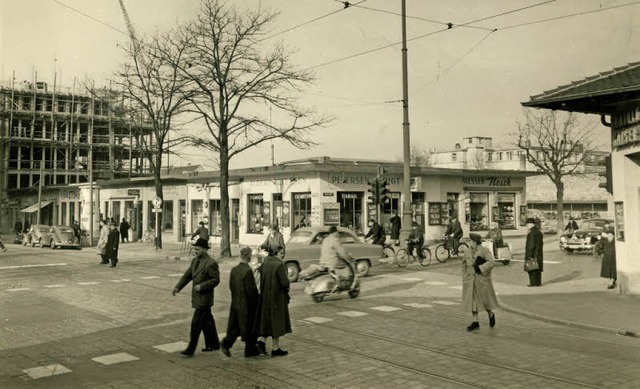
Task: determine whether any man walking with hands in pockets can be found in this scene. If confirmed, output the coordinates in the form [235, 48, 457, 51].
[173, 238, 221, 356]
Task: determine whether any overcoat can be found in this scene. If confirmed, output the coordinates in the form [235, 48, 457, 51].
[97, 226, 109, 255]
[390, 215, 401, 239]
[260, 233, 286, 256]
[227, 262, 259, 338]
[106, 227, 120, 260]
[599, 239, 617, 279]
[255, 255, 291, 338]
[461, 245, 498, 312]
[175, 253, 220, 309]
[524, 226, 544, 272]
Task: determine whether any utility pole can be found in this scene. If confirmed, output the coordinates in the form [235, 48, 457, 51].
[89, 95, 94, 247]
[37, 162, 43, 224]
[400, 0, 413, 245]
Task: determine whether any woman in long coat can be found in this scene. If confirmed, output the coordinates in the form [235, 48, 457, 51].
[390, 211, 401, 245]
[461, 233, 499, 331]
[96, 220, 109, 264]
[255, 248, 291, 356]
[599, 229, 617, 289]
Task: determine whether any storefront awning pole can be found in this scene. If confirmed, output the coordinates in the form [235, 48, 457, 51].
[400, 0, 413, 244]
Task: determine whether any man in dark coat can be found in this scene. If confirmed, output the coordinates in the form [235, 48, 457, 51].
[364, 219, 386, 246]
[255, 247, 291, 357]
[407, 222, 425, 260]
[524, 217, 544, 287]
[191, 221, 209, 241]
[390, 211, 401, 245]
[260, 224, 285, 257]
[221, 247, 260, 358]
[106, 220, 120, 268]
[445, 215, 464, 254]
[119, 218, 130, 243]
[173, 238, 220, 356]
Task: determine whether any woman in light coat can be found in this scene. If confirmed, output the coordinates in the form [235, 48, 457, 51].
[96, 220, 109, 264]
[462, 233, 499, 331]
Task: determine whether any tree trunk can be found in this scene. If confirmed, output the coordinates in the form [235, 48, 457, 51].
[154, 168, 163, 250]
[219, 136, 231, 258]
[555, 180, 564, 236]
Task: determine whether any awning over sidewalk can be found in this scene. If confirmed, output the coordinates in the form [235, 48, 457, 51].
[20, 201, 53, 213]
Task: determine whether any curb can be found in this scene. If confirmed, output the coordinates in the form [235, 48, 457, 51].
[498, 298, 640, 338]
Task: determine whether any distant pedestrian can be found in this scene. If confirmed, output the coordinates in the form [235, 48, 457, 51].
[255, 247, 291, 357]
[119, 218, 130, 243]
[485, 221, 504, 257]
[191, 221, 209, 241]
[364, 219, 386, 246]
[172, 238, 221, 357]
[14, 220, 22, 235]
[106, 220, 120, 268]
[260, 224, 285, 257]
[524, 217, 544, 287]
[565, 218, 579, 232]
[462, 233, 498, 331]
[97, 219, 109, 264]
[390, 210, 401, 245]
[221, 247, 260, 358]
[72, 220, 81, 240]
[599, 228, 617, 289]
[23, 220, 30, 234]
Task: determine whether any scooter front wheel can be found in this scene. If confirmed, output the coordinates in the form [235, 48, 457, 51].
[311, 293, 324, 303]
[348, 289, 360, 299]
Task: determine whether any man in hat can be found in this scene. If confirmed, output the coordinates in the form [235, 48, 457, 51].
[524, 217, 544, 287]
[106, 220, 120, 268]
[407, 222, 425, 260]
[191, 221, 209, 241]
[364, 219, 386, 246]
[461, 233, 498, 331]
[173, 238, 221, 356]
[445, 215, 464, 254]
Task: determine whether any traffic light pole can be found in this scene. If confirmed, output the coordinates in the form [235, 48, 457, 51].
[376, 166, 382, 225]
[400, 0, 413, 247]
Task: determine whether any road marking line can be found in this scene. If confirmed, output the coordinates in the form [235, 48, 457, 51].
[92, 352, 139, 365]
[154, 342, 189, 353]
[403, 303, 433, 308]
[370, 306, 401, 312]
[337, 311, 369, 317]
[0, 263, 68, 270]
[401, 277, 423, 281]
[6, 288, 30, 292]
[449, 286, 463, 290]
[424, 281, 447, 286]
[302, 316, 334, 324]
[111, 279, 131, 283]
[44, 285, 65, 288]
[23, 364, 72, 379]
[433, 300, 459, 306]
[167, 273, 183, 277]
[509, 259, 560, 264]
[78, 282, 99, 286]
[140, 276, 160, 280]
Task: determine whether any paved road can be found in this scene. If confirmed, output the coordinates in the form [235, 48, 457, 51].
[1, 243, 639, 388]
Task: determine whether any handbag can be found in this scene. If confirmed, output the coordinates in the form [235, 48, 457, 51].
[524, 258, 539, 272]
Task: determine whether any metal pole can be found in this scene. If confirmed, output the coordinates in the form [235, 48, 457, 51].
[400, 0, 413, 245]
[37, 163, 43, 224]
[376, 165, 382, 225]
[89, 95, 94, 247]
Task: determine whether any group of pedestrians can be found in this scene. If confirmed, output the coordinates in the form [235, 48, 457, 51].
[173, 233, 291, 358]
[96, 219, 120, 267]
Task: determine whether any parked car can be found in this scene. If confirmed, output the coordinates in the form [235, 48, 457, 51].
[23, 224, 51, 247]
[283, 226, 385, 282]
[44, 225, 81, 250]
[559, 218, 613, 255]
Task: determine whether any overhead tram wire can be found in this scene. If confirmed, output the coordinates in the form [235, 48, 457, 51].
[51, 0, 128, 36]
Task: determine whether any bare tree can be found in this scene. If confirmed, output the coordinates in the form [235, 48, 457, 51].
[409, 145, 432, 167]
[113, 30, 192, 248]
[177, 0, 331, 257]
[468, 149, 487, 170]
[514, 109, 597, 234]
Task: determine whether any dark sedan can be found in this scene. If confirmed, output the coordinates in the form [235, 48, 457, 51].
[283, 226, 385, 282]
[559, 218, 613, 255]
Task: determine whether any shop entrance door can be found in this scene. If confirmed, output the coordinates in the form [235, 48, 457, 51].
[337, 192, 364, 234]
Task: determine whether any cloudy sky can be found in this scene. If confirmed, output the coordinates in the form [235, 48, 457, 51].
[1, 0, 637, 169]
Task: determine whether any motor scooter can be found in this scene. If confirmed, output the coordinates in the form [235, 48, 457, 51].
[304, 265, 360, 303]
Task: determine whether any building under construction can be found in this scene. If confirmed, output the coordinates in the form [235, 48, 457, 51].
[0, 76, 153, 234]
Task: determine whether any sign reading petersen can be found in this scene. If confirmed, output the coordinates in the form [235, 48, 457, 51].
[463, 176, 512, 187]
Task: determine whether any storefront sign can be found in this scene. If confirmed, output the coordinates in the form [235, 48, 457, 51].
[612, 106, 640, 129]
[59, 189, 79, 200]
[294, 193, 312, 199]
[323, 192, 334, 197]
[612, 124, 640, 148]
[462, 176, 512, 187]
[127, 189, 141, 196]
[330, 175, 400, 185]
[342, 193, 359, 199]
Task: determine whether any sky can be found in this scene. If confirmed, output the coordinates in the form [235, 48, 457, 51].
[1, 0, 637, 170]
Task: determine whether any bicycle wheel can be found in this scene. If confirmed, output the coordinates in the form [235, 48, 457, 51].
[419, 248, 432, 267]
[382, 245, 396, 266]
[455, 243, 469, 258]
[395, 248, 410, 267]
[435, 244, 450, 262]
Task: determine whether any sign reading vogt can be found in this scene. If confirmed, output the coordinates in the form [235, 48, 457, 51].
[462, 176, 512, 187]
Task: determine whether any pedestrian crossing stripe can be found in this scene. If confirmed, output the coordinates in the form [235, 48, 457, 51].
[370, 306, 401, 312]
[337, 311, 369, 317]
[401, 277, 423, 281]
[6, 288, 30, 292]
[153, 342, 189, 353]
[424, 281, 447, 285]
[92, 352, 139, 365]
[111, 279, 131, 283]
[302, 316, 334, 323]
[433, 300, 459, 306]
[44, 284, 65, 288]
[78, 282, 99, 285]
[449, 286, 463, 290]
[140, 276, 160, 279]
[167, 273, 183, 277]
[403, 303, 433, 308]
[23, 364, 72, 379]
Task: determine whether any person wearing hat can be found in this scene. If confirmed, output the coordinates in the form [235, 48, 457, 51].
[364, 219, 386, 246]
[191, 221, 209, 241]
[525, 217, 544, 287]
[221, 247, 261, 358]
[461, 233, 498, 331]
[260, 223, 285, 257]
[97, 219, 110, 264]
[445, 215, 464, 254]
[173, 238, 221, 356]
[105, 220, 120, 268]
[407, 222, 426, 260]
[599, 228, 617, 289]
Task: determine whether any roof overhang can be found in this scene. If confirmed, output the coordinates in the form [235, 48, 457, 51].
[20, 201, 53, 213]
[522, 90, 640, 115]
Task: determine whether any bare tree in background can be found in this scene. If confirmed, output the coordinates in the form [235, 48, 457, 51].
[177, 0, 331, 257]
[113, 30, 192, 248]
[514, 109, 597, 234]
[409, 145, 432, 167]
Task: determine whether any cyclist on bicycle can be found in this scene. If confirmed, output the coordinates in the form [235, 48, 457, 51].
[364, 219, 386, 246]
[407, 222, 426, 260]
[445, 215, 463, 254]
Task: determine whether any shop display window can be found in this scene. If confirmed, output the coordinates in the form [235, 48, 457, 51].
[468, 193, 489, 231]
[209, 200, 222, 236]
[247, 194, 266, 233]
[380, 192, 401, 231]
[292, 192, 312, 230]
[411, 192, 425, 227]
[428, 202, 448, 225]
[494, 193, 516, 229]
[614, 202, 624, 241]
[190, 200, 204, 233]
[337, 192, 363, 234]
[148, 200, 173, 231]
[446, 192, 459, 225]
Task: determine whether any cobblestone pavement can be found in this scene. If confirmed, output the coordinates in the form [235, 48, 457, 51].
[1, 245, 639, 388]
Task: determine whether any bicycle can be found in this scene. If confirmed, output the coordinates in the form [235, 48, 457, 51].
[395, 243, 432, 268]
[435, 236, 469, 263]
[380, 242, 400, 267]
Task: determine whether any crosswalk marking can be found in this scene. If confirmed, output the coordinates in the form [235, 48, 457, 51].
[154, 342, 189, 353]
[23, 364, 72, 379]
[167, 273, 183, 277]
[44, 284, 65, 288]
[140, 276, 160, 280]
[449, 286, 463, 290]
[433, 300, 459, 306]
[424, 281, 447, 286]
[6, 288, 30, 292]
[92, 352, 139, 365]
[403, 303, 433, 308]
[401, 277, 423, 281]
[78, 282, 99, 286]
[302, 316, 334, 324]
[370, 306, 401, 312]
[0, 263, 67, 270]
[337, 311, 369, 317]
[111, 279, 131, 283]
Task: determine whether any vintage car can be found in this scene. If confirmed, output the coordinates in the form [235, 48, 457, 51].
[281, 226, 385, 282]
[44, 225, 82, 249]
[23, 224, 52, 247]
[559, 218, 613, 255]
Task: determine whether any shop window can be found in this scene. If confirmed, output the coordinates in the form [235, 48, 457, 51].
[380, 192, 401, 232]
[209, 200, 222, 236]
[112, 201, 121, 224]
[247, 194, 266, 234]
[468, 193, 489, 231]
[493, 193, 516, 230]
[191, 200, 205, 233]
[411, 192, 425, 227]
[337, 192, 364, 234]
[272, 193, 287, 229]
[614, 202, 624, 241]
[292, 192, 311, 230]
[446, 192, 459, 225]
[147, 200, 173, 231]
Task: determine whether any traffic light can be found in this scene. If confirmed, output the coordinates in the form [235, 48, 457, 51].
[598, 155, 613, 195]
[367, 179, 379, 204]
[379, 180, 390, 204]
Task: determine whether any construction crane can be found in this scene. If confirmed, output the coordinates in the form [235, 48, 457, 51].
[118, 0, 140, 56]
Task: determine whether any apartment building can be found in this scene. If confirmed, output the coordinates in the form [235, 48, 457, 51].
[0, 77, 153, 233]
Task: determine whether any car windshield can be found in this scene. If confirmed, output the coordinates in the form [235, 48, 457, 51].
[580, 220, 607, 230]
[288, 230, 314, 244]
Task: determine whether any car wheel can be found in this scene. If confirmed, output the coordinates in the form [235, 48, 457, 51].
[285, 262, 300, 283]
[50, 240, 56, 249]
[355, 260, 370, 277]
[312, 293, 324, 303]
